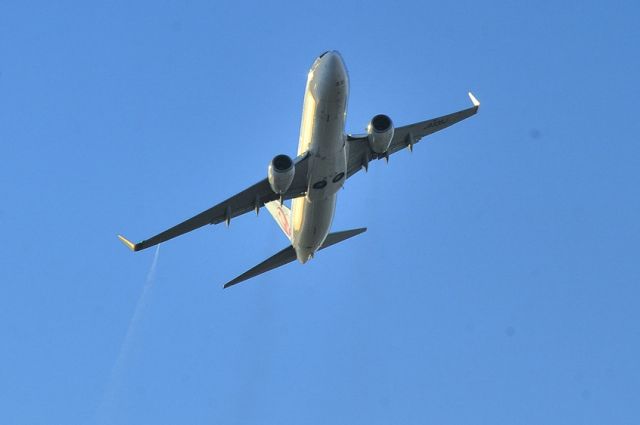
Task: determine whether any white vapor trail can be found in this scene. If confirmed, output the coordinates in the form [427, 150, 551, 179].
[95, 245, 160, 424]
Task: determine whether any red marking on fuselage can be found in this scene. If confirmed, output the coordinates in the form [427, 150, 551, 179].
[277, 207, 291, 237]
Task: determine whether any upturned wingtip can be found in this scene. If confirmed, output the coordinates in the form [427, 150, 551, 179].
[117, 234, 138, 251]
[468, 92, 480, 108]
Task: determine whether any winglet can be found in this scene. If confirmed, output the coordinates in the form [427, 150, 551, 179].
[117, 234, 139, 252]
[468, 92, 480, 108]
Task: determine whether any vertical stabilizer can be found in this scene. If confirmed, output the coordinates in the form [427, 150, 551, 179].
[265, 201, 293, 241]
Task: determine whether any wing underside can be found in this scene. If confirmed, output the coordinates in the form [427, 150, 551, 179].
[346, 92, 480, 178]
[118, 153, 311, 252]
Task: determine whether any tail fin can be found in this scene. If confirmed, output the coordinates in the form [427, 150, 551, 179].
[265, 201, 293, 241]
[223, 227, 367, 288]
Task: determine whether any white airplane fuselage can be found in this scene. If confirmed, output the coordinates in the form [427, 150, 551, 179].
[291, 51, 349, 263]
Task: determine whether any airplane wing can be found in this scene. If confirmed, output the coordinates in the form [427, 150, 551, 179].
[118, 153, 311, 252]
[346, 92, 480, 178]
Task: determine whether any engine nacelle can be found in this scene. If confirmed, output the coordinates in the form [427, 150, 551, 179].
[367, 114, 394, 154]
[268, 154, 295, 195]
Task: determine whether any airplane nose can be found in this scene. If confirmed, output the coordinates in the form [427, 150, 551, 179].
[320, 51, 347, 80]
[323, 51, 343, 68]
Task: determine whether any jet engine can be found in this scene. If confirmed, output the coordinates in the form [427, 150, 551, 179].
[367, 114, 394, 154]
[268, 154, 295, 195]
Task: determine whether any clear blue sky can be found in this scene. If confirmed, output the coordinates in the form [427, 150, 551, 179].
[1, 1, 639, 424]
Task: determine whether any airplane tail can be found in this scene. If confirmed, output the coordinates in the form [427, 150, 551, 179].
[264, 201, 293, 241]
[223, 227, 366, 288]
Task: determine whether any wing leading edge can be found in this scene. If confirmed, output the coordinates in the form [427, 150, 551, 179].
[346, 92, 480, 178]
[118, 153, 311, 252]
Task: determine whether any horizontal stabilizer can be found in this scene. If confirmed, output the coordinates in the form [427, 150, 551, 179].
[223, 227, 367, 288]
[223, 245, 297, 289]
[319, 227, 367, 249]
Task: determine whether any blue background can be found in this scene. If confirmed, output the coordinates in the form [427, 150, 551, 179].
[1, 1, 639, 424]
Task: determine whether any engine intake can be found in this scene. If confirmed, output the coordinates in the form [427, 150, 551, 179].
[268, 154, 295, 195]
[367, 114, 394, 154]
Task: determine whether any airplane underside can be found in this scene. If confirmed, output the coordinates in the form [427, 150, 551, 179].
[118, 51, 480, 288]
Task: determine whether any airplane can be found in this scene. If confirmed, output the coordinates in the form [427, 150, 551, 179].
[118, 51, 480, 288]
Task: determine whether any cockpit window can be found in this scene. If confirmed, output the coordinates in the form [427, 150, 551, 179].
[319, 51, 329, 58]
